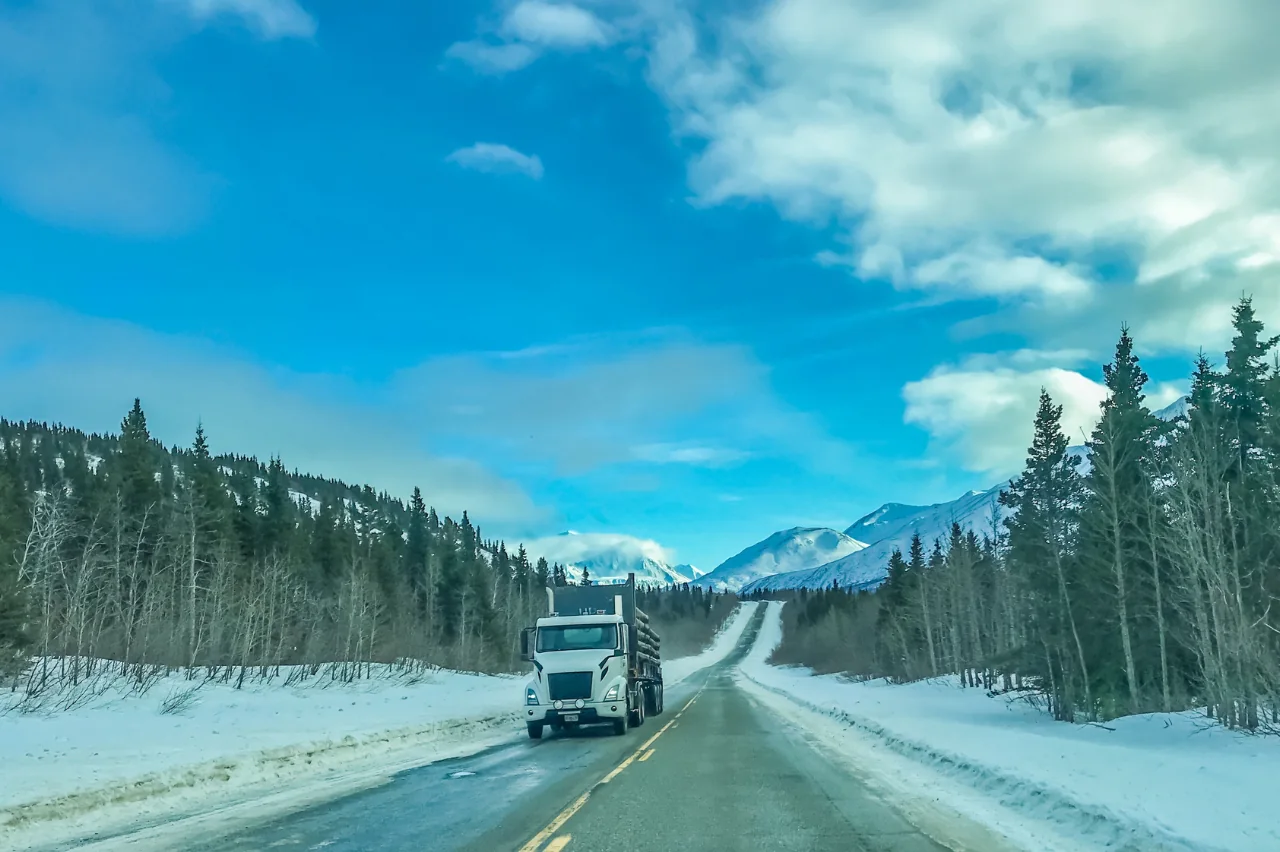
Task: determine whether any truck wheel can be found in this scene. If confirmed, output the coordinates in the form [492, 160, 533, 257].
[527, 723, 544, 740]
[629, 691, 645, 728]
[644, 685, 657, 716]
[654, 684, 664, 716]
[613, 717, 627, 736]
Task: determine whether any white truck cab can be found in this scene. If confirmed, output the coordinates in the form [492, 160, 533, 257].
[520, 574, 663, 739]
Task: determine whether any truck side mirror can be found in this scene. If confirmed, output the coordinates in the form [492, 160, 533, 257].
[520, 627, 534, 661]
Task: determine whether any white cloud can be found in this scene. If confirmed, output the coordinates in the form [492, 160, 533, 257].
[444, 40, 539, 74]
[631, 443, 750, 466]
[181, 0, 316, 39]
[902, 349, 1192, 474]
[523, 530, 677, 569]
[446, 142, 545, 179]
[628, 0, 1280, 333]
[447, 1, 612, 74]
[903, 357, 1109, 474]
[910, 245, 1094, 303]
[502, 1, 611, 47]
[0, 298, 541, 526]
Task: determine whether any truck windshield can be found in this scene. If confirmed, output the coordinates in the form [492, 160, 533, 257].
[537, 625, 618, 652]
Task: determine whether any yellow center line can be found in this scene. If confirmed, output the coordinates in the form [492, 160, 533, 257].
[638, 748, 656, 762]
[545, 836, 572, 852]
[517, 685, 704, 852]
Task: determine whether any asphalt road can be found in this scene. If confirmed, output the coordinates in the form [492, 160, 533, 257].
[166, 607, 952, 852]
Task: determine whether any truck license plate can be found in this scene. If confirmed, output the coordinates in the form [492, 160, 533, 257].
[562, 713, 579, 723]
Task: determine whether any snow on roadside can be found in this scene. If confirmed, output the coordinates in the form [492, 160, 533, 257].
[739, 601, 1280, 852]
[1, 666, 521, 848]
[663, 601, 758, 685]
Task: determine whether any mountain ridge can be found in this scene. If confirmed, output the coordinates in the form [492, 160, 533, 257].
[693, 526, 867, 592]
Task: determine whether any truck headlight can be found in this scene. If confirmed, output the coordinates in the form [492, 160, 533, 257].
[526, 687, 539, 706]
[603, 684, 620, 701]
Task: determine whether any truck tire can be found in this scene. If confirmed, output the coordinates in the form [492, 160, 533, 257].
[629, 690, 645, 728]
[654, 684, 664, 716]
[613, 716, 627, 736]
[527, 723, 544, 740]
[644, 684, 657, 716]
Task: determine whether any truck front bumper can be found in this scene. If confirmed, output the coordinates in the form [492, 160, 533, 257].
[527, 700, 625, 726]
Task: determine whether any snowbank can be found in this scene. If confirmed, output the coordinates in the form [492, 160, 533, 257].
[740, 601, 1280, 852]
[663, 601, 758, 684]
[0, 666, 521, 848]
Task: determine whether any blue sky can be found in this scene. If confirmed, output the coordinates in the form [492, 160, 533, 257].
[2, 0, 1277, 570]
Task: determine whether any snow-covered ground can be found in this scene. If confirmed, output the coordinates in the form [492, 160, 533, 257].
[2, 604, 753, 850]
[1, 666, 521, 849]
[739, 601, 1280, 852]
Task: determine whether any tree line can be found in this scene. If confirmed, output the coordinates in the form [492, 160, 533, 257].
[0, 402, 577, 698]
[765, 296, 1280, 731]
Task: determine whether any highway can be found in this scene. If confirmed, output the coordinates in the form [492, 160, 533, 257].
[136, 608, 953, 852]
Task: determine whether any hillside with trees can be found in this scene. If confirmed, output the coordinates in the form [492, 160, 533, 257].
[765, 296, 1280, 732]
[0, 405, 724, 708]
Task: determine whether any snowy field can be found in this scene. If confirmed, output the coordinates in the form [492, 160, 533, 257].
[1, 604, 753, 850]
[740, 601, 1280, 852]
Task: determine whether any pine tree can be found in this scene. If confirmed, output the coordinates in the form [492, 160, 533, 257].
[114, 399, 163, 541]
[405, 487, 430, 616]
[1001, 389, 1090, 720]
[1077, 327, 1165, 716]
[1220, 298, 1276, 467]
[260, 457, 295, 556]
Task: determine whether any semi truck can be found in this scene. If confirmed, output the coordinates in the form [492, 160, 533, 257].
[520, 573, 663, 739]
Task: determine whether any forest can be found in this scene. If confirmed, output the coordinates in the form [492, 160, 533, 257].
[0, 405, 726, 709]
[764, 296, 1280, 732]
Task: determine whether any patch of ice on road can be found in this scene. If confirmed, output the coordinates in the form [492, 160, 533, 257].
[739, 601, 1280, 852]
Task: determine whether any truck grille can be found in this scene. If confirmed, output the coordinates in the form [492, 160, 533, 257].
[547, 672, 593, 701]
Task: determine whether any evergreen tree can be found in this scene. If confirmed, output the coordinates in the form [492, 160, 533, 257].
[1220, 298, 1276, 467]
[1000, 389, 1089, 720]
[405, 487, 430, 615]
[114, 399, 163, 541]
[1077, 327, 1165, 715]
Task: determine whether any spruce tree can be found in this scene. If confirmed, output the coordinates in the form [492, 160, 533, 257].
[114, 399, 163, 546]
[1220, 297, 1276, 466]
[405, 487, 430, 615]
[1077, 327, 1164, 715]
[1000, 389, 1089, 719]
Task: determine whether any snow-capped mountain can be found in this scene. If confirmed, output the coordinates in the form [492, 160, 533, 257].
[675, 563, 704, 580]
[742, 396, 1192, 593]
[742, 487, 1005, 593]
[694, 527, 867, 592]
[523, 531, 694, 586]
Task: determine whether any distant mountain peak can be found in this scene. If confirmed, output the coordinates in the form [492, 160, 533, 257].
[695, 526, 866, 592]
